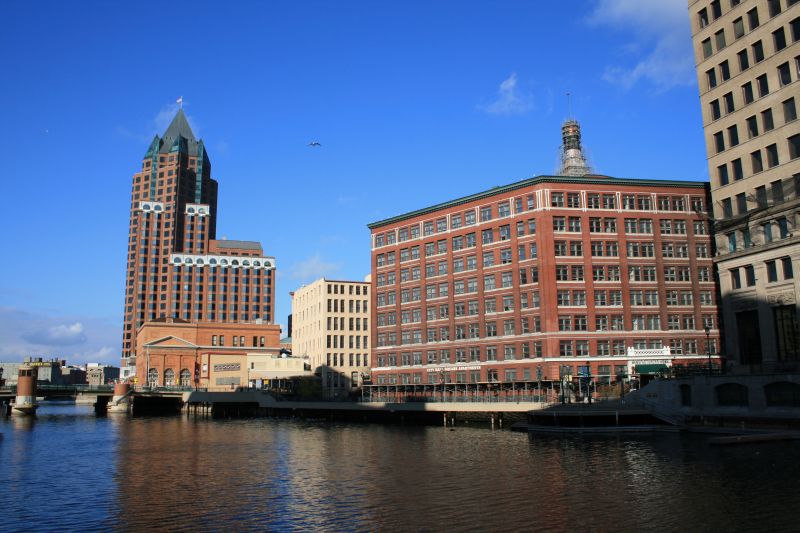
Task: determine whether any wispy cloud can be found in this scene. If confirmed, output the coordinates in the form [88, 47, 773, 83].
[479, 73, 534, 115]
[288, 254, 341, 282]
[0, 307, 120, 365]
[22, 322, 86, 346]
[588, 0, 695, 91]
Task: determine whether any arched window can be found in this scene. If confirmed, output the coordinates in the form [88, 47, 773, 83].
[715, 383, 749, 406]
[764, 382, 800, 407]
[164, 368, 176, 386]
[147, 368, 159, 387]
[154, 204, 162, 212]
[188, 207, 195, 214]
[210, 258, 217, 265]
[180, 368, 191, 387]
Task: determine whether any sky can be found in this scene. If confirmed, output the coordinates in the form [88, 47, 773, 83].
[0, 0, 708, 366]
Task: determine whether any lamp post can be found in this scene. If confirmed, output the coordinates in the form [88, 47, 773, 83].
[704, 325, 712, 375]
[440, 370, 446, 402]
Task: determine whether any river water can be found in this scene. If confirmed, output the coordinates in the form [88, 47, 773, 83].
[0, 402, 798, 532]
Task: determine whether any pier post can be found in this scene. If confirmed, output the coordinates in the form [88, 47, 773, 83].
[108, 382, 132, 414]
[13, 365, 38, 416]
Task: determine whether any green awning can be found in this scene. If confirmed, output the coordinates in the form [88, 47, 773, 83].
[635, 364, 669, 374]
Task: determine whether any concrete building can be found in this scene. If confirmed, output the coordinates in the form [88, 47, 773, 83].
[134, 317, 282, 390]
[291, 278, 371, 399]
[0, 357, 72, 385]
[689, 0, 800, 370]
[120, 109, 277, 378]
[86, 364, 121, 386]
[366, 121, 721, 400]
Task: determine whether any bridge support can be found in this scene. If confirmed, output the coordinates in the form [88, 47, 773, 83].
[13, 365, 38, 416]
[108, 383, 132, 414]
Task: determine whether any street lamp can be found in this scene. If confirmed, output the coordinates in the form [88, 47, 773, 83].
[704, 325, 712, 375]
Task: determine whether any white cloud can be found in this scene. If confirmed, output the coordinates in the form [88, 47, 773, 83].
[288, 254, 341, 282]
[479, 73, 534, 115]
[23, 322, 86, 346]
[589, 0, 695, 91]
[0, 307, 120, 366]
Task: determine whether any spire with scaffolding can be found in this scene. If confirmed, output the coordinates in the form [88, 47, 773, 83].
[557, 93, 592, 177]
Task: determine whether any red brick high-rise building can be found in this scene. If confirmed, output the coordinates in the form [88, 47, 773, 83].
[366, 121, 721, 400]
[121, 109, 276, 377]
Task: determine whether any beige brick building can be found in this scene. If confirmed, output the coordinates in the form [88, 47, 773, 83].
[291, 278, 371, 398]
[689, 0, 800, 370]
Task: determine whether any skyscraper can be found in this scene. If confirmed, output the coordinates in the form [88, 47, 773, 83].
[689, 0, 799, 369]
[121, 109, 276, 376]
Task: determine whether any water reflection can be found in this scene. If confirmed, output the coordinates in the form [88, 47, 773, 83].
[1, 404, 798, 532]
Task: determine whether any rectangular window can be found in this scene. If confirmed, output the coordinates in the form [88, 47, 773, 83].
[738, 49, 750, 71]
[784, 98, 798, 123]
[753, 40, 765, 63]
[763, 108, 775, 131]
[778, 62, 792, 86]
[710, 99, 721, 120]
[733, 17, 745, 39]
[757, 74, 769, 97]
[774, 28, 787, 52]
[766, 143, 779, 167]
[702, 38, 713, 59]
[748, 8, 760, 31]
[747, 115, 759, 138]
[723, 92, 735, 113]
[766, 260, 778, 282]
[742, 82, 754, 104]
[751, 150, 764, 173]
[789, 134, 800, 160]
[732, 158, 744, 181]
[728, 125, 739, 146]
[715, 29, 726, 51]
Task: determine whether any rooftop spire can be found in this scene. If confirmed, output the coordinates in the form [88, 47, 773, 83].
[163, 108, 196, 143]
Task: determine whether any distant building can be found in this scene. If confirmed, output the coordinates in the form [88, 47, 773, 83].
[689, 0, 800, 370]
[120, 109, 277, 377]
[86, 364, 120, 386]
[292, 278, 371, 399]
[366, 120, 720, 398]
[0, 357, 70, 385]
[135, 317, 281, 389]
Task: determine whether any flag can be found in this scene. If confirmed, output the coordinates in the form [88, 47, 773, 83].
[176, 96, 183, 107]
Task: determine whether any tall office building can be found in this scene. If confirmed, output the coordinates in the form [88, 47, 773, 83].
[689, 0, 799, 369]
[365, 121, 720, 400]
[121, 109, 276, 377]
[291, 278, 371, 398]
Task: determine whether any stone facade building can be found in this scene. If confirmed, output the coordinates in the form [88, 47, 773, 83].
[291, 278, 371, 398]
[689, 0, 800, 370]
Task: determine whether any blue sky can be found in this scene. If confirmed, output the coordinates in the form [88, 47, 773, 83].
[0, 0, 707, 365]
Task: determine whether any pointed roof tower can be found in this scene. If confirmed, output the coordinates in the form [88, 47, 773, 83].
[160, 108, 200, 155]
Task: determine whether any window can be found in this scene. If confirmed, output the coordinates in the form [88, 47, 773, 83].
[767, 0, 781, 17]
[766, 143, 779, 167]
[722, 198, 733, 218]
[714, 131, 725, 153]
[774, 28, 787, 52]
[757, 74, 769, 97]
[551, 192, 564, 207]
[723, 92, 735, 113]
[732, 158, 744, 181]
[752, 40, 764, 63]
[793, 16, 800, 41]
[731, 269, 742, 289]
[778, 217, 789, 238]
[762, 108, 774, 131]
[756, 185, 768, 207]
[710, 99, 721, 120]
[778, 62, 792, 86]
[785, 98, 798, 123]
[766, 260, 778, 282]
[789, 134, 800, 160]
[747, 115, 759, 138]
[738, 49, 750, 71]
[773, 180, 785, 203]
[715, 29, 726, 51]
[747, 8, 759, 31]
[711, 0, 722, 19]
[782, 257, 794, 279]
[736, 192, 748, 214]
[728, 125, 739, 146]
[733, 17, 745, 39]
[718, 164, 730, 187]
[698, 7, 709, 28]
[720, 60, 731, 81]
[752, 150, 764, 173]
[702, 38, 713, 59]
[742, 82, 754, 104]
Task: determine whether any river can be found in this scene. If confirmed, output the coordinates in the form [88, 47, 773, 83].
[0, 402, 797, 532]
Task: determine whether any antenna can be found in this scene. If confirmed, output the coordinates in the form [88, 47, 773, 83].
[566, 91, 572, 119]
